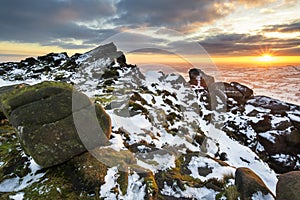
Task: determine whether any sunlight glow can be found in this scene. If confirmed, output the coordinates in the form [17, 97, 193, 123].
[258, 54, 274, 62]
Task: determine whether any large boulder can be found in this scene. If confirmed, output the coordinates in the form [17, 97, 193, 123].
[276, 171, 300, 200]
[188, 68, 215, 88]
[0, 81, 111, 168]
[209, 82, 253, 106]
[235, 167, 274, 200]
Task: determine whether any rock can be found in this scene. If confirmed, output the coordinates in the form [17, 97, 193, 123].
[276, 171, 300, 200]
[247, 96, 290, 115]
[230, 82, 253, 99]
[235, 167, 274, 200]
[0, 81, 111, 168]
[209, 82, 253, 106]
[250, 115, 272, 133]
[22, 57, 39, 65]
[188, 68, 215, 88]
[85, 42, 124, 64]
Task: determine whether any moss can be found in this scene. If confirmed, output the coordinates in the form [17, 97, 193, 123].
[117, 171, 128, 195]
[0, 81, 73, 117]
[0, 125, 31, 183]
[94, 96, 116, 107]
[216, 173, 240, 200]
[91, 148, 136, 172]
[22, 151, 109, 199]
[143, 173, 158, 200]
[216, 185, 240, 200]
[155, 153, 203, 194]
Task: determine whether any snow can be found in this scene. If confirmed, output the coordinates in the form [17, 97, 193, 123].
[161, 182, 217, 199]
[136, 153, 176, 173]
[144, 71, 164, 85]
[2, 49, 297, 198]
[9, 192, 24, 200]
[100, 167, 119, 199]
[0, 158, 44, 192]
[271, 154, 290, 163]
[202, 124, 278, 194]
[53, 53, 67, 61]
[251, 191, 274, 200]
[107, 132, 127, 151]
[288, 113, 300, 122]
[188, 156, 235, 182]
[122, 172, 146, 199]
[258, 131, 277, 143]
[244, 104, 270, 115]
[100, 167, 146, 200]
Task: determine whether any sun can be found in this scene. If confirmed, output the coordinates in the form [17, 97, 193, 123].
[258, 54, 274, 62]
[256, 47, 277, 63]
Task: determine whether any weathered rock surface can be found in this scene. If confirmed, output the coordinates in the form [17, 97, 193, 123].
[188, 68, 215, 88]
[0, 81, 111, 168]
[276, 171, 300, 200]
[235, 167, 274, 200]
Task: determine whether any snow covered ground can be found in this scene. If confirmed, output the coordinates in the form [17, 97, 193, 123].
[139, 64, 300, 106]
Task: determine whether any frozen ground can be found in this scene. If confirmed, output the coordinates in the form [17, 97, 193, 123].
[140, 64, 300, 106]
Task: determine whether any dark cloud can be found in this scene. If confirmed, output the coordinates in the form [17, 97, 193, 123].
[263, 19, 300, 33]
[0, 0, 118, 47]
[113, 0, 235, 32]
[0, 0, 298, 57]
[200, 33, 300, 55]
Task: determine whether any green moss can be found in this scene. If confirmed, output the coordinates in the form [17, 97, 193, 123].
[216, 173, 240, 200]
[22, 151, 109, 199]
[216, 185, 240, 200]
[155, 153, 203, 194]
[117, 171, 128, 195]
[0, 124, 30, 183]
[94, 96, 116, 106]
[92, 148, 136, 172]
[0, 81, 73, 117]
[143, 173, 158, 200]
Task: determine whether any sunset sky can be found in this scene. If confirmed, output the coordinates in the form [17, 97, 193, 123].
[0, 0, 299, 66]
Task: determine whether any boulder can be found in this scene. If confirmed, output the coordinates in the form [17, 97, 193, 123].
[209, 82, 253, 106]
[230, 82, 253, 99]
[0, 81, 111, 168]
[276, 171, 300, 200]
[235, 167, 274, 200]
[188, 68, 215, 88]
[85, 42, 124, 64]
[247, 96, 290, 115]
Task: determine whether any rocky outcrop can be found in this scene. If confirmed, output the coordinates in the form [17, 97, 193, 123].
[0, 81, 111, 168]
[235, 167, 274, 200]
[1, 44, 299, 199]
[188, 68, 215, 88]
[276, 171, 300, 200]
[189, 68, 300, 174]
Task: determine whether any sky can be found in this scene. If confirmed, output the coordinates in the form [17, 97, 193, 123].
[0, 0, 299, 66]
